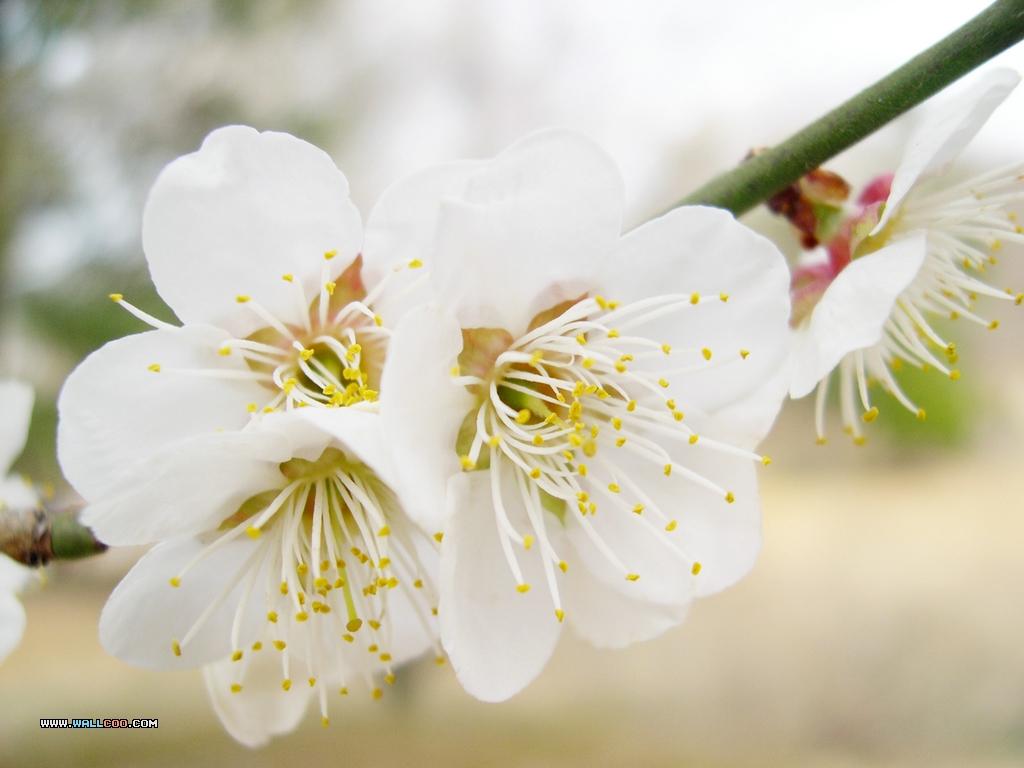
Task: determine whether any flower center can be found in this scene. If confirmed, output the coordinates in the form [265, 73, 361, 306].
[166, 447, 440, 723]
[452, 294, 764, 620]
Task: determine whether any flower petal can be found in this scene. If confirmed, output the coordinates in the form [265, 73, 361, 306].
[0, 475, 39, 511]
[563, 563, 689, 650]
[604, 205, 791, 439]
[203, 655, 310, 748]
[80, 430, 287, 546]
[99, 534, 267, 670]
[431, 129, 624, 334]
[0, 380, 33, 476]
[0, 592, 26, 664]
[380, 304, 473, 533]
[790, 234, 926, 398]
[143, 126, 363, 337]
[289, 408, 401, 494]
[0, 554, 32, 599]
[439, 469, 561, 702]
[877, 68, 1020, 232]
[58, 325, 267, 501]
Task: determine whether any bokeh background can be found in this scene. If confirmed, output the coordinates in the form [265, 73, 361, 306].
[2, 1, 1024, 766]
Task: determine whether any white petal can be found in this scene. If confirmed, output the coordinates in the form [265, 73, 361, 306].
[380, 304, 473, 533]
[0, 475, 39, 512]
[80, 430, 287, 546]
[877, 68, 1020, 232]
[289, 408, 401, 494]
[0, 380, 33, 476]
[439, 470, 561, 702]
[203, 655, 310, 748]
[563, 564, 688, 650]
[143, 126, 363, 337]
[790, 235, 926, 398]
[362, 160, 482, 282]
[431, 129, 624, 334]
[0, 592, 26, 664]
[0, 554, 32, 598]
[58, 325, 267, 501]
[605, 206, 791, 438]
[99, 535, 267, 670]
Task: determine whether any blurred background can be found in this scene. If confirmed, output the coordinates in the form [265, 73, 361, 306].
[2, 1, 1024, 766]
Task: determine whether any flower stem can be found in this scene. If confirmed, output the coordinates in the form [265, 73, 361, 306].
[0, 504, 106, 566]
[677, 0, 1024, 216]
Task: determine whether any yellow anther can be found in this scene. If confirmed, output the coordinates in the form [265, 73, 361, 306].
[279, 581, 289, 595]
[281, 273, 294, 283]
[615, 437, 626, 447]
[231, 650, 243, 662]
[740, 349, 750, 359]
[378, 525, 391, 537]
[324, 250, 337, 260]
[762, 456, 772, 466]
[1016, 294, 1023, 306]
[413, 578, 424, 589]
[279, 678, 292, 692]
[230, 684, 242, 694]
[342, 634, 354, 643]
[246, 402, 258, 413]
[661, 343, 672, 355]
[324, 280, 337, 296]
[988, 320, 1000, 330]
[533, 434, 545, 446]
[608, 482, 621, 494]
[273, 640, 287, 651]
[691, 562, 702, 576]
[614, 361, 627, 373]
[688, 433, 699, 445]
[576, 333, 587, 346]
[719, 292, 729, 302]
[308, 677, 317, 687]
[523, 535, 534, 550]
[252, 641, 263, 652]
[168, 576, 181, 588]
[408, 258, 424, 268]
[108, 293, 124, 302]
[433, 532, 444, 543]
[217, 346, 231, 356]
[725, 491, 735, 504]
[663, 463, 673, 476]
[300, 348, 315, 361]
[374, 313, 384, 326]
[582, 358, 595, 369]
[171, 640, 182, 657]
[488, 435, 501, 448]
[449, 364, 461, 377]
[916, 408, 928, 421]
[701, 347, 713, 361]
[658, 378, 669, 388]
[595, 295, 609, 310]
[321, 717, 330, 728]
[568, 433, 583, 448]
[245, 525, 261, 539]
[263, 406, 275, 414]
[339, 686, 349, 695]
[690, 292, 700, 305]
[577, 463, 588, 477]
[854, 435, 867, 446]
[516, 408, 532, 424]
[372, 688, 384, 700]
[632, 504, 644, 515]
[582, 440, 597, 458]
[627, 400, 637, 412]
[295, 611, 309, 622]
[862, 406, 879, 423]
[347, 618, 364, 633]
[607, 328, 620, 338]
[949, 369, 961, 381]
[516, 583, 531, 594]
[235, 295, 250, 304]
[555, 609, 565, 623]
[297, 563, 308, 576]
[625, 573, 640, 582]
[459, 455, 476, 471]
[815, 436, 827, 446]
[147, 363, 161, 373]
[665, 520, 678, 532]
[673, 411, 684, 422]
[529, 468, 541, 479]
[558, 560, 569, 573]
[385, 672, 396, 685]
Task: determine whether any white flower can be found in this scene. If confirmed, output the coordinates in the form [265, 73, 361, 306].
[369, 130, 792, 701]
[66, 409, 439, 747]
[59, 126, 427, 507]
[789, 68, 1024, 443]
[0, 380, 38, 664]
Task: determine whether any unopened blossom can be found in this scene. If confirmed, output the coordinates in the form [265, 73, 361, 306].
[0, 381, 39, 664]
[66, 409, 439, 747]
[61, 126, 426, 503]
[367, 130, 792, 701]
[789, 68, 1024, 443]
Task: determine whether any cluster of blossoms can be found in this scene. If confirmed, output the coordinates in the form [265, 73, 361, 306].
[788, 68, 1024, 443]
[37, 67, 1022, 747]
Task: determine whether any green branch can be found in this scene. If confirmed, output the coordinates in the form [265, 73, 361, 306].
[677, 0, 1024, 215]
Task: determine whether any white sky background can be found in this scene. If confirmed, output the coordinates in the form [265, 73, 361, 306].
[8, 0, 1024, 286]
